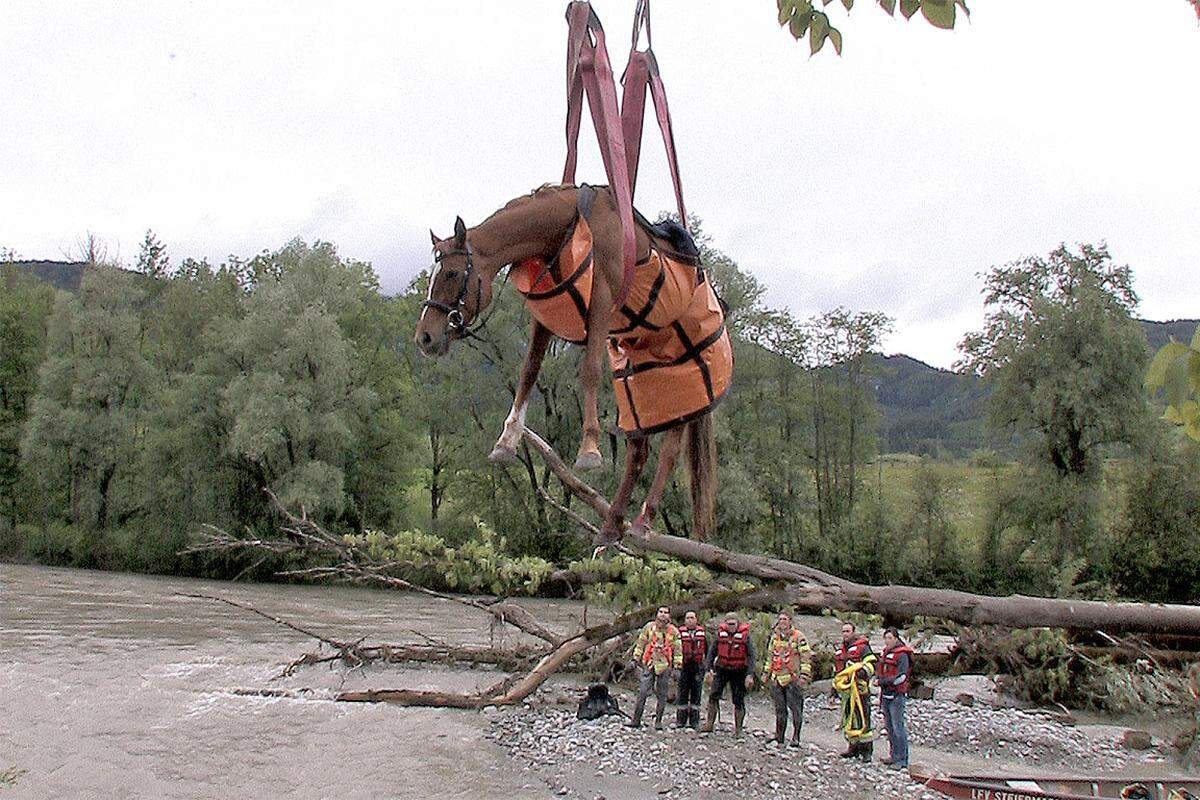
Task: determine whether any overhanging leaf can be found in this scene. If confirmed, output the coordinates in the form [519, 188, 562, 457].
[900, 0, 921, 20]
[1165, 349, 1192, 408]
[879, 0, 897, 14]
[829, 26, 843, 54]
[1145, 341, 1190, 391]
[921, 0, 956, 29]
[778, 0, 795, 26]
[810, 12, 831, 54]
[789, 11, 811, 39]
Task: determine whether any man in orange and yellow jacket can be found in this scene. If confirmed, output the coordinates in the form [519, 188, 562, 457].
[627, 605, 683, 730]
[762, 611, 812, 746]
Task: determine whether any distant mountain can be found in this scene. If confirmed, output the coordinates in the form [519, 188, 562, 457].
[1139, 318, 1198, 351]
[868, 354, 989, 456]
[6, 260, 89, 292]
[871, 318, 1199, 455]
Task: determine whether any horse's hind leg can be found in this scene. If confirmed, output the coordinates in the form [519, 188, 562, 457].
[595, 436, 650, 547]
[574, 277, 613, 471]
[490, 320, 551, 463]
[629, 426, 684, 538]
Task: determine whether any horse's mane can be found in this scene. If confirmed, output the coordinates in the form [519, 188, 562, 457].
[476, 184, 577, 227]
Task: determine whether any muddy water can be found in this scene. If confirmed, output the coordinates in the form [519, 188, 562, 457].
[0, 563, 590, 799]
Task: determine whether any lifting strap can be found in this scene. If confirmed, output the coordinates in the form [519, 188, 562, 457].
[620, 0, 688, 230]
[562, 2, 638, 305]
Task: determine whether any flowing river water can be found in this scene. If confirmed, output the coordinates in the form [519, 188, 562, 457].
[3, 562, 1193, 800]
[0, 563, 592, 799]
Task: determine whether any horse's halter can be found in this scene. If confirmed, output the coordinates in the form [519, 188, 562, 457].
[421, 239, 479, 336]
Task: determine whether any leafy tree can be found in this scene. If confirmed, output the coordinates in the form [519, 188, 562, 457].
[1109, 435, 1200, 602]
[958, 243, 1149, 479]
[903, 458, 963, 585]
[135, 229, 170, 279]
[803, 308, 892, 541]
[0, 264, 56, 529]
[207, 241, 381, 519]
[22, 266, 154, 533]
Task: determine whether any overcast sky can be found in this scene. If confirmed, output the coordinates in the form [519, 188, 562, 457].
[3, 1, 1198, 368]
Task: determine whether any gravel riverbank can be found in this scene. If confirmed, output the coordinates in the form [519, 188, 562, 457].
[486, 691, 1159, 800]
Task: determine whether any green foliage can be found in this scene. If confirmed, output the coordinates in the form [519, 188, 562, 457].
[1145, 328, 1200, 441]
[571, 553, 714, 610]
[0, 264, 55, 529]
[345, 518, 555, 596]
[959, 243, 1150, 479]
[953, 627, 1191, 714]
[1109, 436, 1200, 602]
[776, 0, 969, 54]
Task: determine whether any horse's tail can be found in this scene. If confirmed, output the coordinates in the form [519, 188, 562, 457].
[685, 413, 717, 542]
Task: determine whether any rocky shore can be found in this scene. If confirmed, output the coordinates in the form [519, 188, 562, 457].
[486, 690, 1160, 800]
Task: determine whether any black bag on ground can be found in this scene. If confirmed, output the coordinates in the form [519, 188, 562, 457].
[576, 684, 622, 721]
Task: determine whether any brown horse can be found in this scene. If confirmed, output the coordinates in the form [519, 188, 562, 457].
[414, 184, 722, 545]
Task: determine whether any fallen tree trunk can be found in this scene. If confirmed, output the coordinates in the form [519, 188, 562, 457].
[522, 428, 1200, 638]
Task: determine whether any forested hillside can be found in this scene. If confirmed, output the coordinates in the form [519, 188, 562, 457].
[3, 238, 1198, 603]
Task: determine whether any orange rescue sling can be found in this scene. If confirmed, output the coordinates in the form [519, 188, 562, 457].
[512, 189, 733, 437]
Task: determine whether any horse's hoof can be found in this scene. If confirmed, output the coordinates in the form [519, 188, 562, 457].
[488, 445, 518, 464]
[573, 451, 603, 471]
[592, 523, 623, 555]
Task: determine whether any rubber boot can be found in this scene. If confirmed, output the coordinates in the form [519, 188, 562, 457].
[699, 702, 718, 733]
[675, 708, 689, 728]
[839, 742, 857, 758]
[654, 704, 665, 731]
[789, 731, 802, 748]
[773, 717, 786, 745]
[734, 708, 745, 739]
[858, 740, 874, 763]
[626, 698, 645, 728]
[689, 707, 700, 729]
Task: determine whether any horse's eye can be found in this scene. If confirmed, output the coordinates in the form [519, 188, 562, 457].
[447, 271, 459, 280]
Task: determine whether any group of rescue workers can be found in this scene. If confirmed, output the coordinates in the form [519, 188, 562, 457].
[628, 607, 914, 770]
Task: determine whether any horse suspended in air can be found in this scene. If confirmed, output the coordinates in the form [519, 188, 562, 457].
[414, 183, 732, 546]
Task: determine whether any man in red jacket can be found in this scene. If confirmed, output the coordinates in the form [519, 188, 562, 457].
[833, 621, 876, 761]
[700, 611, 756, 738]
[675, 610, 707, 728]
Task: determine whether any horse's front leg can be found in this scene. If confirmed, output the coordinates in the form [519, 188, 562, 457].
[489, 319, 552, 464]
[574, 278, 613, 471]
[628, 426, 685, 538]
[595, 436, 651, 547]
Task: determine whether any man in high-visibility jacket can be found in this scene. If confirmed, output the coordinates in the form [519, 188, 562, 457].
[627, 605, 682, 729]
[833, 621, 877, 762]
[762, 611, 812, 747]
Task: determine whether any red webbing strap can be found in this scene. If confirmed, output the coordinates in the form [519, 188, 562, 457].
[562, 2, 638, 306]
[620, 0, 688, 229]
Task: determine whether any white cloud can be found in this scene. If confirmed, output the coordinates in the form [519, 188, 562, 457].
[3, 0, 1197, 368]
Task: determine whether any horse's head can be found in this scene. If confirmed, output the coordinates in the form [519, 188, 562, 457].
[415, 216, 494, 356]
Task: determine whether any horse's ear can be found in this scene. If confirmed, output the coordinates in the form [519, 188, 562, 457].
[453, 216, 467, 247]
[430, 229, 440, 247]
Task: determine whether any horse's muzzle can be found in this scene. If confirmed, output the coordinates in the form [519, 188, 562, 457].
[415, 329, 450, 357]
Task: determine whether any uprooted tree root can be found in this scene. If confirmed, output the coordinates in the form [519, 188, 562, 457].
[184, 425, 1200, 718]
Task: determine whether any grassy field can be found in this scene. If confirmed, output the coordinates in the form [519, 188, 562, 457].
[868, 456, 1129, 561]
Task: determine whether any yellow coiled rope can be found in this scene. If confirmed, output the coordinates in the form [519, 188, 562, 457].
[833, 659, 876, 742]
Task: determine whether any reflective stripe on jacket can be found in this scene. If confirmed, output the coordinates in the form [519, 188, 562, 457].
[878, 644, 915, 695]
[634, 622, 682, 673]
[763, 628, 813, 686]
[679, 624, 707, 668]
